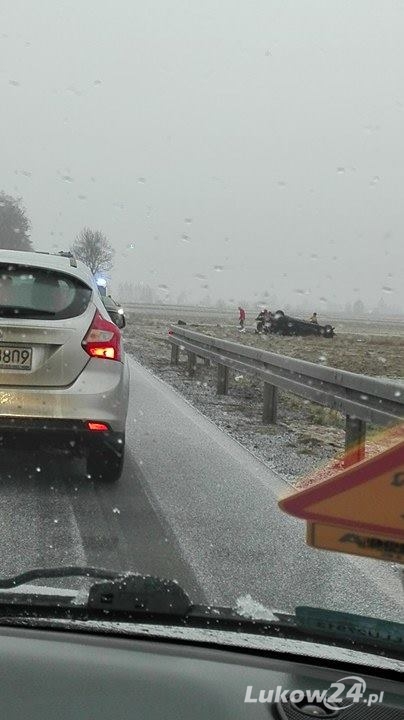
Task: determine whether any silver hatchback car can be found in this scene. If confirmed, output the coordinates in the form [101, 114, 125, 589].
[0, 249, 130, 481]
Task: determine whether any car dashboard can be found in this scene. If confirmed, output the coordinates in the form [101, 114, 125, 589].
[0, 624, 403, 719]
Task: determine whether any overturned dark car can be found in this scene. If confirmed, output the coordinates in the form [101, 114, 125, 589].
[269, 311, 335, 338]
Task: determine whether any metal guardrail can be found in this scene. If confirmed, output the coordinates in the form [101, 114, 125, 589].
[168, 325, 404, 465]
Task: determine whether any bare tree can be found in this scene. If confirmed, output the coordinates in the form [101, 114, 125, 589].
[71, 227, 114, 275]
[0, 192, 33, 251]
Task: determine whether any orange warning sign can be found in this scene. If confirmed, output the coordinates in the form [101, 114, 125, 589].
[279, 439, 404, 539]
[307, 523, 404, 564]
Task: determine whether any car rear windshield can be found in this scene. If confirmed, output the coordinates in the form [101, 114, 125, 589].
[0, 264, 92, 320]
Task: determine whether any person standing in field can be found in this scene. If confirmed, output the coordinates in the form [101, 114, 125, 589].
[238, 306, 246, 331]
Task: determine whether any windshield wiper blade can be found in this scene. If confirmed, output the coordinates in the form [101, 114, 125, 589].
[0, 566, 120, 589]
[0, 567, 192, 616]
[0, 568, 403, 660]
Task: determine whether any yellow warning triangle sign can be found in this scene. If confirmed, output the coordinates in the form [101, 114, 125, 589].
[279, 439, 404, 539]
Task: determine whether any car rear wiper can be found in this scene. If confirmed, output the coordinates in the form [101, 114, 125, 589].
[0, 567, 403, 660]
[0, 306, 56, 318]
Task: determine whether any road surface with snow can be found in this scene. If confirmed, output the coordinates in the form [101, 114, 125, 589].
[0, 356, 402, 620]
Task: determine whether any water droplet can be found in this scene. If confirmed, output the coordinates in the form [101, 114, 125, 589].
[128, 242, 135, 249]
[77, 194, 87, 201]
[213, 265, 224, 272]
[184, 218, 192, 224]
[337, 167, 345, 174]
[20, 170, 32, 177]
[277, 180, 286, 188]
[294, 289, 306, 295]
[93, 79, 102, 85]
[9, 80, 20, 87]
[158, 284, 169, 291]
[138, 177, 146, 184]
[382, 286, 393, 293]
[181, 234, 191, 242]
[370, 176, 380, 186]
[62, 175, 74, 183]
[194, 274, 206, 280]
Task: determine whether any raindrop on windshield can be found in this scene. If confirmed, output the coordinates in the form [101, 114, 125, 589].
[181, 234, 191, 242]
[77, 195, 87, 201]
[62, 175, 74, 183]
[213, 265, 224, 272]
[382, 286, 393, 293]
[93, 80, 102, 86]
[370, 176, 380, 186]
[337, 167, 345, 174]
[138, 177, 146, 184]
[194, 274, 206, 280]
[184, 218, 192, 224]
[9, 80, 20, 87]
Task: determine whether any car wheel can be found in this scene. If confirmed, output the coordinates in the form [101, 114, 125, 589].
[86, 437, 125, 482]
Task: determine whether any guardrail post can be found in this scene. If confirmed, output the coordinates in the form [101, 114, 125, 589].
[187, 352, 197, 377]
[217, 364, 229, 395]
[344, 415, 366, 466]
[263, 383, 278, 424]
[170, 344, 179, 365]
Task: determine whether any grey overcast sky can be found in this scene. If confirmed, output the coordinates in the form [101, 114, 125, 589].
[1, 0, 404, 308]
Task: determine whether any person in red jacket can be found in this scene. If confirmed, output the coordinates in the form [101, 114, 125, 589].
[238, 306, 246, 331]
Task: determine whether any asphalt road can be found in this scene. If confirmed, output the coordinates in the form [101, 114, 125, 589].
[0, 356, 403, 621]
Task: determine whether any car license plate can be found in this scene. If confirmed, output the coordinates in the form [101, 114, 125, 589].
[0, 346, 32, 370]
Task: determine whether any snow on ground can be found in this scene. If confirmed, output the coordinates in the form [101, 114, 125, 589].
[123, 307, 404, 488]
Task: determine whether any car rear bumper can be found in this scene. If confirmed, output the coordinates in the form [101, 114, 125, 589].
[0, 358, 130, 434]
[0, 417, 125, 458]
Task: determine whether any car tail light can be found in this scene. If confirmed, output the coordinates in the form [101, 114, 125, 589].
[82, 311, 122, 361]
[86, 421, 110, 431]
